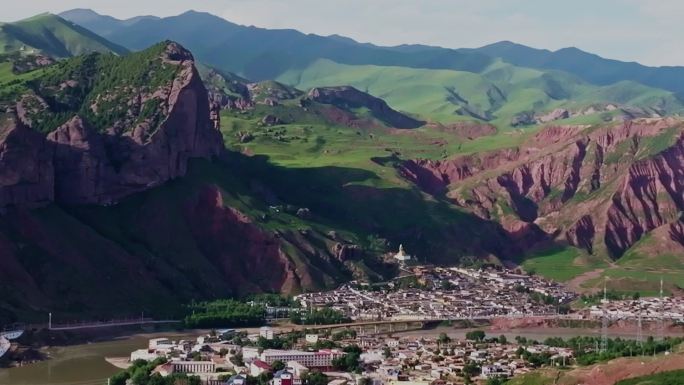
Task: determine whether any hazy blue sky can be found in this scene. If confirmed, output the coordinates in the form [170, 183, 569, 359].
[7, 0, 683, 66]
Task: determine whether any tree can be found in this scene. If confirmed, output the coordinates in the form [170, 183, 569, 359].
[130, 367, 150, 385]
[109, 372, 130, 385]
[465, 330, 486, 341]
[437, 333, 452, 345]
[462, 362, 480, 377]
[498, 335, 507, 345]
[333, 353, 360, 372]
[292, 307, 351, 325]
[359, 377, 373, 385]
[302, 371, 328, 385]
[230, 353, 245, 367]
[271, 360, 286, 371]
[382, 347, 392, 359]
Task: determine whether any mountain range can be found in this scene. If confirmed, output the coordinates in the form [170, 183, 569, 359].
[0, 10, 682, 323]
[53, 9, 684, 128]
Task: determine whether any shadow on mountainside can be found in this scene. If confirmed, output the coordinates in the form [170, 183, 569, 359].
[0, 150, 570, 324]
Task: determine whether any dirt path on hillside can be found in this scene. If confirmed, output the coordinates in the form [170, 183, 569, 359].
[566, 268, 605, 292]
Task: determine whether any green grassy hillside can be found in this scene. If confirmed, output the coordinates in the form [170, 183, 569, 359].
[0, 13, 128, 58]
[277, 59, 684, 125]
[0, 41, 178, 133]
[616, 369, 684, 385]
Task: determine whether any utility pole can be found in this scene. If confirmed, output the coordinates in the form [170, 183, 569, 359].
[601, 278, 608, 352]
[48, 312, 52, 330]
[658, 277, 665, 341]
[637, 312, 643, 347]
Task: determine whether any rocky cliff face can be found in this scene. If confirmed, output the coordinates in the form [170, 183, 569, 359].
[401, 119, 684, 258]
[0, 116, 54, 209]
[0, 42, 223, 209]
[182, 185, 295, 293]
[603, 133, 684, 257]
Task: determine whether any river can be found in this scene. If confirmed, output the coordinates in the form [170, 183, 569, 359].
[0, 332, 201, 385]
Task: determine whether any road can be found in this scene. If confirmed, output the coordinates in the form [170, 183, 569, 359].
[48, 319, 181, 331]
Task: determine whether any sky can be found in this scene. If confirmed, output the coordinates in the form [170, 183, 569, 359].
[6, 0, 684, 67]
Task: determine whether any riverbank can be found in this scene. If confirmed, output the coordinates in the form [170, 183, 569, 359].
[0, 329, 208, 385]
[0, 324, 194, 369]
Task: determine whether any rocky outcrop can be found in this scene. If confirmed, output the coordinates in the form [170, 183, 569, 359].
[399, 148, 522, 194]
[307, 86, 425, 129]
[47, 116, 114, 204]
[566, 215, 595, 253]
[332, 242, 364, 261]
[427, 122, 497, 140]
[537, 108, 570, 123]
[401, 119, 684, 258]
[512, 104, 660, 127]
[261, 115, 282, 126]
[183, 185, 296, 293]
[604, 133, 684, 257]
[0, 42, 224, 208]
[0, 116, 54, 210]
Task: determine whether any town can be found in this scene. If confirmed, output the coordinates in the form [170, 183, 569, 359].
[111, 266, 684, 385]
[294, 266, 577, 321]
[119, 323, 681, 385]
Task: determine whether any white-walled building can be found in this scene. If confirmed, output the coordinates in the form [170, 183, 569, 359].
[260, 349, 344, 368]
[260, 326, 275, 340]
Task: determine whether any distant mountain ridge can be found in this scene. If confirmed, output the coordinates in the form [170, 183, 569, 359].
[0, 13, 128, 58]
[59, 8, 684, 96]
[56, 9, 684, 126]
[59, 9, 494, 80]
[476, 41, 684, 97]
[58, 8, 159, 36]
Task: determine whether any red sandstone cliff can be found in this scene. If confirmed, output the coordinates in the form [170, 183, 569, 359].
[401, 119, 684, 258]
[0, 42, 223, 208]
[0, 116, 54, 209]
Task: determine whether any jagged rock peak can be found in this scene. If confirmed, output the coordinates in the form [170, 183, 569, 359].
[162, 41, 195, 62]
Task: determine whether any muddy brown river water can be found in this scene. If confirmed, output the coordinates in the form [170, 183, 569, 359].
[0, 332, 202, 385]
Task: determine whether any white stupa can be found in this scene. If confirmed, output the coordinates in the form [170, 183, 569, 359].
[394, 244, 412, 262]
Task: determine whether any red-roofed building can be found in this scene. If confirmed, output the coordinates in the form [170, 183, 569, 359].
[250, 359, 272, 376]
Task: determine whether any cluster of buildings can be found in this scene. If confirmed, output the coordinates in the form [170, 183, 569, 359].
[588, 296, 684, 322]
[357, 334, 574, 382]
[295, 267, 576, 320]
[121, 266, 684, 384]
[128, 330, 346, 384]
[128, 327, 579, 384]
